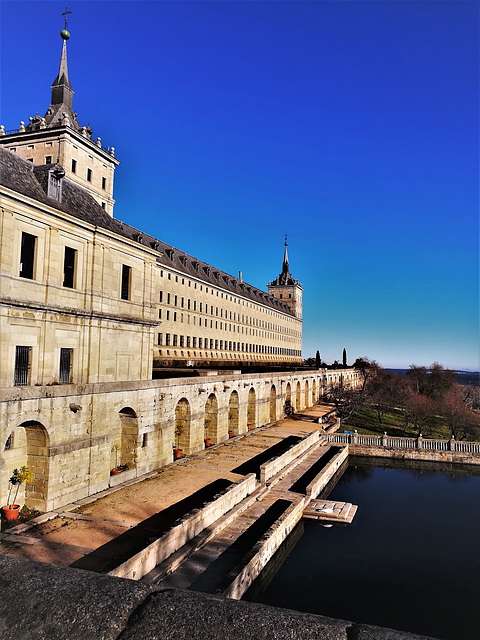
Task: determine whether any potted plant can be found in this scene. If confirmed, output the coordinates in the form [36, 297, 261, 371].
[110, 444, 122, 475]
[173, 423, 184, 460]
[228, 430, 234, 438]
[2, 466, 33, 521]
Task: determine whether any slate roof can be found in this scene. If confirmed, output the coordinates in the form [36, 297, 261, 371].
[0, 147, 295, 317]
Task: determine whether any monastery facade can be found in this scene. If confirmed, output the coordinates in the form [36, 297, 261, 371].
[0, 26, 359, 512]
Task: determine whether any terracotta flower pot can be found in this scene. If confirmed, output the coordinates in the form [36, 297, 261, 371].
[204, 438, 212, 447]
[228, 430, 233, 438]
[173, 448, 182, 460]
[110, 468, 122, 476]
[2, 505, 20, 521]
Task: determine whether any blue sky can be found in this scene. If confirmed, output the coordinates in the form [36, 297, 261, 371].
[1, 0, 478, 369]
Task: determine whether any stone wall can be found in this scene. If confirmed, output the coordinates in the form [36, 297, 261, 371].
[0, 369, 360, 511]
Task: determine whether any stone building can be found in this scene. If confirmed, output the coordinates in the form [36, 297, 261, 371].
[0, 26, 359, 512]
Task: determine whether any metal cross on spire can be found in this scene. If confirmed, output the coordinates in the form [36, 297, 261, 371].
[61, 6, 72, 29]
[284, 232, 288, 244]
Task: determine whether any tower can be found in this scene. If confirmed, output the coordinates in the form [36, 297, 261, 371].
[268, 241, 303, 319]
[0, 13, 119, 216]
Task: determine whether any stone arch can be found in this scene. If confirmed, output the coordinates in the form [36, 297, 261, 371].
[270, 385, 277, 423]
[116, 407, 138, 470]
[228, 391, 239, 436]
[175, 398, 191, 451]
[286, 383, 292, 403]
[204, 393, 218, 444]
[247, 387, 256, 430]
[305, 380, 309, 408]
[296, 381, 301, 411]
[4, 421, 50, 511]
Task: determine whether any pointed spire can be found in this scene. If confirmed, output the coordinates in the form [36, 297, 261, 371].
[51, 34, 73, 110]
[282, 242, 289, 275]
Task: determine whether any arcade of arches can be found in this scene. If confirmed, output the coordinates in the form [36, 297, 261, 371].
[0, 369, 360, 512]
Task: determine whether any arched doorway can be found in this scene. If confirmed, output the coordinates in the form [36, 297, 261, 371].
[117, 407, 138, 470]
[270, 385, 276, 422]
[3, 421, 50, 511]
[204, 393, 218, 444]
[228, 391, 239, 435]
[247, 388, 256, 430]
[296, 382, 301, 411]
[175, 398, 191, 451]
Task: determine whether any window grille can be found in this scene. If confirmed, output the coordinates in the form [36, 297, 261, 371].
[59, 348, 73, 383]
[14, 346, 31, 386]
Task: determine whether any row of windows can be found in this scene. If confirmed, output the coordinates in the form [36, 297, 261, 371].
[19, 232, 132, 299]
[159, 292, 299, 336]
[156, 334, 300, 356]
[159, 270, 297, 324]
[157, 312, 300, 344]
[14, 346, 72, 386]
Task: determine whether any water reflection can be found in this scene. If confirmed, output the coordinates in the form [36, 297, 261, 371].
[245, 458, 480, 640]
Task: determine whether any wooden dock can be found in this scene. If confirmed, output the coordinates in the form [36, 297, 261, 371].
[303, 499, 357, 525]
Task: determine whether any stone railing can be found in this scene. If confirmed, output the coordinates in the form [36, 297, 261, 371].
[327, 431, 480, 454]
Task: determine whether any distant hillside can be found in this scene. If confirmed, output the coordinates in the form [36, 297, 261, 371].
[385, 369, 480, 386]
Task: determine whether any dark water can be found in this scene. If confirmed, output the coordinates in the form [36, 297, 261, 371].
[245, 460, 480, 640]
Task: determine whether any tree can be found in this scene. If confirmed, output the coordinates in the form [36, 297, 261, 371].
[315, 350, 321, 368]
[366, 370, 397, 423]
[405, 365, 429, 395]
[403, 389, 435, 436]
[342, 348, 347, 367]
[427, 362, 456, 401]
[353, 357, 380, 391]
[323, 381, 364, 420]
[440, 387, 480, 440]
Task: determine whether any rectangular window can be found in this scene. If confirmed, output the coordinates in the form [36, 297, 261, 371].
[19, 232, 36, 279]
[192, 337, 197, 348]
[166, 310, 170, 320]
[45, 155, 52, 164]
[63, 246, 77, 288]
[180, 335, 184, 347]
[167, 293, 171, 304]
[102, 176, 106, 190]
[87, 168, 92, 182]
[173, 335, 178, 346]
[159, 291, 163, 302]
[121, 264, 131, 300]
[173, 312, 177, 321]
[142, 433, 148, 447]
[158, 309, 162, 319]
[166, 333, 171, 346]
[14, 346, 31, 386]
[71, 159, 77, 174]
[158, 333, 163, 345]
[186, 336, 191, 347]
[199, 338, 203, 348]
[59, 348, 73, 383]
[174, 295, 178, 306]
[181, 297, 184, 308]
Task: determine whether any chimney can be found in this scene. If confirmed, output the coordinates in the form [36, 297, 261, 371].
[239, 270, 243, 282]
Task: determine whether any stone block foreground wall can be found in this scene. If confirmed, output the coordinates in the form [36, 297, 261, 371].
[0, 556, 437, 640]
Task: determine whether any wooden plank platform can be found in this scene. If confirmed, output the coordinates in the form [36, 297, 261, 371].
[303, 499, 357, 525]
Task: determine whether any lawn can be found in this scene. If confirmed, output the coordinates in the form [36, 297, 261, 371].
[342, 407, 452, 440]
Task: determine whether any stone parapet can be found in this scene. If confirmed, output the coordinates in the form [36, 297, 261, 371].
[0, 556, 438, 640]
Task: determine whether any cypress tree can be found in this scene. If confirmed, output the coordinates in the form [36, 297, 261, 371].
[342, 348, 347, 367]
[315, 350, 321, 367]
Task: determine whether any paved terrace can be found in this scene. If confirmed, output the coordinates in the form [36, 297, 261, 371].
[0, 405, 333, 566]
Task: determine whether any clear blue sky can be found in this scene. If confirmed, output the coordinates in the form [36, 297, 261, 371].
[1, 0, 478, 370]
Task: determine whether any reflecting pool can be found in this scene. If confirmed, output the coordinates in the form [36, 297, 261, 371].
[244, 458, 480, 640]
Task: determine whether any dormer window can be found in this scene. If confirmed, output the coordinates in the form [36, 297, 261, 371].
[47, 167, 65, 202]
